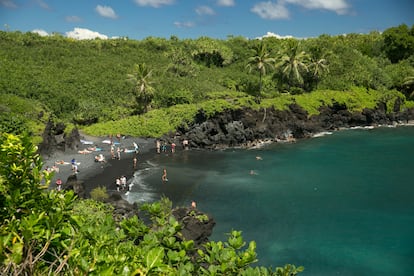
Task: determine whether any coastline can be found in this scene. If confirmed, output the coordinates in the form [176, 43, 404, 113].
[42, 121, 414, 198]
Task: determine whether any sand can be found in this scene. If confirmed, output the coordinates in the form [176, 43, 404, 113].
[42, 133, 157, 196]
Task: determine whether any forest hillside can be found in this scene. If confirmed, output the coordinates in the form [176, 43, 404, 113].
[0, 24, 413, 141]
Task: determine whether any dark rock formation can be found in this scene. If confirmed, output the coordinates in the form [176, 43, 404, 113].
[165, 102, 414, 149]
[38, 119, 81, 156]
[63, 174, 86, 198]
[105, 193, 139, 223]
[172, 207, 216, 246]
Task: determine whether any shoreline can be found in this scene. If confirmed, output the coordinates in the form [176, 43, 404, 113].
[42, 122, 414, 198]
[42, 135, 157, 196]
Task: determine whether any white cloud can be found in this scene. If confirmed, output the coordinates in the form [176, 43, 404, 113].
[0, 0, 17, 8]
[252, 0, 350, 20]
[95, 5, 118, 19]
[285, 0, 349, 15]
[259, 31, 294, 39]
[216, 0, 235, 7]
[66, 27, 108, 40]
[251, 1, 289, 20]
[32, 29, 49, 36]
[65, 15, 82, 22]
[174, 21, 195, 28]
[134, 0, 175, 8]
[196, 6, 215, 16]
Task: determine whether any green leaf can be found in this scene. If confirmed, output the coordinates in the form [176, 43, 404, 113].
[145, 247, 165, 271]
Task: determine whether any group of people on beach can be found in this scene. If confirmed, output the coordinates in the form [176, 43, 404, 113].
[50, 134, 199, 206]
[115, 175, 128, 192]
[155, 139, 189, 154]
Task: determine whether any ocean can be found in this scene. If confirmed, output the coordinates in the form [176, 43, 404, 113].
[125, 126, 414, 276]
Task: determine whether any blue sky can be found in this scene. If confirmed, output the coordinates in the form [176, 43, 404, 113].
[1, 0, 413, 40]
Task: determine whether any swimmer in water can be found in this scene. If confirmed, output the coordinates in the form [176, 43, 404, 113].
[162, 168, 168, 183]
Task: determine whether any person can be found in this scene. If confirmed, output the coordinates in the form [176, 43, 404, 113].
[110, 144, 115, 159]
[161, 141, 167, 153]
[55, 178, 62, 191]
[120, 175, 127, 190]
[95, 154, 106, 163]
[191, 200, 197, 208]
[256, 156, 263, 160]
[116, 178, 121, 191]
[171, 142, 176, 153]
[182, 139, 189, 150]
[162, 168, 168, 183]
[156, 140, 161, 154]
[71, 158, 76, 171]
[133, 156, 137, 169]
[133, 142, 139, 154]
[73, 163, 79, 174]
[117, 147, 121, 160]
[71, 158, 79, 174]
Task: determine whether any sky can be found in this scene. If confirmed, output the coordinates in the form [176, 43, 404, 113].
[0, 0, 413, 40]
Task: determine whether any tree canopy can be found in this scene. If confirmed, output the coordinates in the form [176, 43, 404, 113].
[0, 24, 413, 139]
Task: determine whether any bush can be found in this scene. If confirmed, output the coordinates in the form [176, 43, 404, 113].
[90, 186, 109, 201]
[0, 134, 303, 275]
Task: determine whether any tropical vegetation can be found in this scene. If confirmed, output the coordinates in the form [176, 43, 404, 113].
[1, 24, 413, 141]
[1, 23, 414, 275]
[0, 133, 304, 275]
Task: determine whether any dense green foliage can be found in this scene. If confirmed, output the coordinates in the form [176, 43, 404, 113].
[0, 24, 413, 139]
[0, 134, 303, 275]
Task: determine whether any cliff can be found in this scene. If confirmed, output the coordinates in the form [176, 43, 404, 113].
[168, 101, 414, 149]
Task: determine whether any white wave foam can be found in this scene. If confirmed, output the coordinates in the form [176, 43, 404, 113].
[312, 131, 333, 138]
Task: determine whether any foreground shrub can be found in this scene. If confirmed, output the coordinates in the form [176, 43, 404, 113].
[0, 133, 303, 275]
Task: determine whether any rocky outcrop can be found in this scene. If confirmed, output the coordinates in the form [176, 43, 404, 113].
[63, 174, 86, 198]
[172, 207, 216, 246]
[167, 100, 414, 149]
[38, 119, 82, 156]
[105, 195, 215, 246]
[105, 193, 140, 223]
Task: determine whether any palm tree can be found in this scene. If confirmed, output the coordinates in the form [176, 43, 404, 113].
[127, 63, 154, 114]
[246, 42, 275, 101]
[308, 55, 329, 90]
[402, 76, 414, 99]
[276, 40, 309, 90]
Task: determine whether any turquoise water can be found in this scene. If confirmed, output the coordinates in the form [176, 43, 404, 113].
[126, 126, 414, 275]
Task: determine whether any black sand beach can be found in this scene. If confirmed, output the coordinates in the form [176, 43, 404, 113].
[42, 134, 157, 196]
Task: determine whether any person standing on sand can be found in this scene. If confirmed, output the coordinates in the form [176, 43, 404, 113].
[162, 168, 168, 183]
[71, 158, 76, 171]
[110, 144, 115, 159]
[156, 140, 161, 154]
[116, 178, 121, 191]
[171, 142, 176, 153]
[133, 142, 139, 154]
[117, 147, 121, 160]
